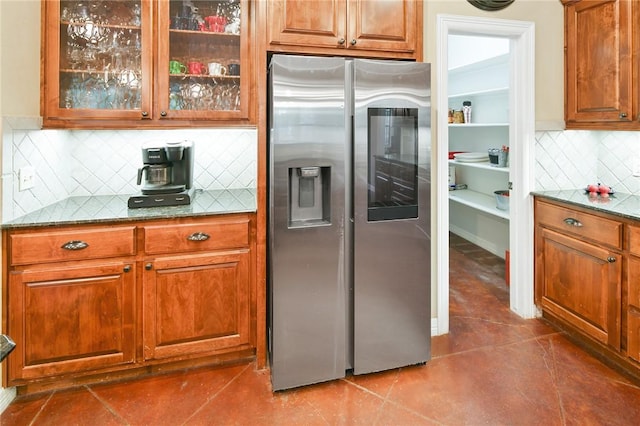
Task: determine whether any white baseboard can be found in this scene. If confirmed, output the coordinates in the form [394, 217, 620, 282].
[431, 317, 441, 336]
[449, 225, 505, 259]
[0, 387, 16, 414]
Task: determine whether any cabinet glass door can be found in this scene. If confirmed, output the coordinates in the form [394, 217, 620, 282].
[157, 0, 249, 120]
[53, 0, 152, 119]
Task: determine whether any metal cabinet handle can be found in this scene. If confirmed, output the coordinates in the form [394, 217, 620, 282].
[607, 257, 616, 263]
[141, 111, 149, 118]
[160, 111, 167, 117]
[187, 232, 210, 242]
[563, 217, 583, 227]
[61, 240, 89, 250]
[619, 112, 628, 119]
[124, 265, 131, 273]
[338, 38, 345, 45]
[350, 39, 357, 45]
[145, 263, 153, 270]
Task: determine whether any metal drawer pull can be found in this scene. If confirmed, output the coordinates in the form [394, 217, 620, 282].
[124, 265, 131, 273]
[61, 240, 89, 250]
[187, 232, 210, 242]
[563, 217, 583, 227]
[607, 257, 616, 263]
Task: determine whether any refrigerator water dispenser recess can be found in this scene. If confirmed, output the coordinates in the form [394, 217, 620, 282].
[288, 166, 331, 227]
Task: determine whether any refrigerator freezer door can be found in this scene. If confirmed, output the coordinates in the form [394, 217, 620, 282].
[268, 55, 348, 391]
[352, 59, 431, 374]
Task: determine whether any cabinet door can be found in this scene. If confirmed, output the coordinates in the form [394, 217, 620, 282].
[268, 0, 418, 57]
[268, 0, 348, 49]
[143, 250, 251, 361]
[629, 309, 640, 362]
[42, 0, 153, 124]
[537, 227, 621, 349]
[628, 256, 640, 361]
[564, 0, 636, 127]
[347, 0, 417, 54]
[7, 261, 135, 384]
[156, 0, 251, 122]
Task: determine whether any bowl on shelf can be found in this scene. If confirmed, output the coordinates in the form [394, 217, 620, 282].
[494, 190, 509, 211]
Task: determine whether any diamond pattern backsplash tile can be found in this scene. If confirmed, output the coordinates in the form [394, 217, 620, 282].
[535, 129, 640, 193]
[2, 118, 256, 222]
[3, 117, 639, 223]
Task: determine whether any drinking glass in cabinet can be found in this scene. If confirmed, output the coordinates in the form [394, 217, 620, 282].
[167, 0, 242, 112]
[59, 0, 143, 110]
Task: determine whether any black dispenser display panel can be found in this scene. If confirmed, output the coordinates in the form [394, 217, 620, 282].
[367, 108, 419, 221]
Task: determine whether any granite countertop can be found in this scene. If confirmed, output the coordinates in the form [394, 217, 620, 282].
[532, 189, 640, 221]
[2, 188, 257, 229]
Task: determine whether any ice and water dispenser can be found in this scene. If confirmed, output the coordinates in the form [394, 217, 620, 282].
[288, 166, 331, 227]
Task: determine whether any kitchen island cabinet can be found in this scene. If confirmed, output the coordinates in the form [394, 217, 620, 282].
[2, 210, 257, 394]
[266, 0, 422, 60]
[561, 0, 640, 130]
[42, 0, 254, 129]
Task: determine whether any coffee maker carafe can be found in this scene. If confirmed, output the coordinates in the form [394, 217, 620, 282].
[128, 140, 195, 208]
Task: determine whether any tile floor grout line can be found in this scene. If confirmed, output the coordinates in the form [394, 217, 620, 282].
[85, 385, 131, 425]
[26, 390, 56, 426]
[341, 377, 446, 426]
[547, 337, 569, 426]
[180, 362, 252, 426]
[432, 330, 565, 361]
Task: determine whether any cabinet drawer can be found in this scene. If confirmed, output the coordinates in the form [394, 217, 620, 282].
[9, 226, 136, 266]
[535, 201, 622, 249]
[144, 217, 250, 255]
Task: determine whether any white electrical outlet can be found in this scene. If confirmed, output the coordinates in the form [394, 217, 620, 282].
[18, 166, 35, 191]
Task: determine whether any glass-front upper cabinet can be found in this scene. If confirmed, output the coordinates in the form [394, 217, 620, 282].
[42, 0, 252, 128]
[156, 0, 248, 121]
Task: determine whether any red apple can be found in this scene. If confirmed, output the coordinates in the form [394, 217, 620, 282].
[599, 185, 611, 194]
[587, 184, 599, 192]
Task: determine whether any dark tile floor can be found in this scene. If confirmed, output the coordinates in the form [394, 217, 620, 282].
[2, 234, 640, 425]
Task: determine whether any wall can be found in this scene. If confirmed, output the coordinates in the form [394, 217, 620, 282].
[424, 0, 565, 128]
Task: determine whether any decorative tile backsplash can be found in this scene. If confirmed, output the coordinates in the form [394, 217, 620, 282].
[535, 129, 640, 193]
[2, 117, 256, 222]
[3, 116, 639, 223]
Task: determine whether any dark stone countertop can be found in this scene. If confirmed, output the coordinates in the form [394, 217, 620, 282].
[2, 188, 257, 229]
[532, 189, 640, 222]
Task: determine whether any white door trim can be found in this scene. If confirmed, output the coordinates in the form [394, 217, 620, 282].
[435, 14, 537, 336]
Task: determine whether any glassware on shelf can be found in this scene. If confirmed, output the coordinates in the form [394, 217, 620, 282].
[59, 1, 143, 111]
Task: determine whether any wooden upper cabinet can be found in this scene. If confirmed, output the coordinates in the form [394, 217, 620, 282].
[41, 0, 254, 129]
[267, 0, 421, 60]
[562, 0, 640, 129]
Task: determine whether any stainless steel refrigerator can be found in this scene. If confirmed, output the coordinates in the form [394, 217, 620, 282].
[268, 54, 431, 391]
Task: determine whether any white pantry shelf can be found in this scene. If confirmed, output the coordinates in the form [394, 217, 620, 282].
[448, 159, 509, 173]
[449, 189, 510, 220]
[449, 86, 509, 99]
[449, 123, 509, 128]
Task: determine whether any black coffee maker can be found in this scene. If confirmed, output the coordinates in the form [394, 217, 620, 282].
[128, 140, 195, 208]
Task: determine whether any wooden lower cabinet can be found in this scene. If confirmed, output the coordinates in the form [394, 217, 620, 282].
[143, 250, 251, 361]
[536, 227, 621, 349]
[7, 261, 136, 384]
[3, 213, 257, 391]
[534, 197, 640, 379]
